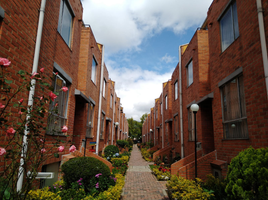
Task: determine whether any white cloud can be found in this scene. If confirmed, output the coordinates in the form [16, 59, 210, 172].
[106, 61, 172, 121]
[82, 0, 213, 54]
[160, 53, 176, 64]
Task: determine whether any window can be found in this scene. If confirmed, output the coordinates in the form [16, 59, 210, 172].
[110, 94, 113, 108]
[165, 95, 168, 110]
[188, 109, 195, 141]
[156, 108, 158, 119]
[221, 75, 248, 139]
[100, 113, 105, 139]
[220, 1, 239, 51]
[91, 57, 97, 84]
[86, 103, 94, 138]
[187, 60, 193, 86]
[174, 116, 179, 141]
[48, 73, 69, 135]
[160, 103, 162, 115]
[58, 0, 73, 46]
[103, 79, 106, 97]
[174, 81, 178, 100]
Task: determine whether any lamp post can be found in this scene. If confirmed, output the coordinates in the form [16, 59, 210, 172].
[190, 103, 199, 180]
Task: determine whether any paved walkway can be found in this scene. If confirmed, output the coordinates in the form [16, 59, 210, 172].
[121, 145, 169, 200]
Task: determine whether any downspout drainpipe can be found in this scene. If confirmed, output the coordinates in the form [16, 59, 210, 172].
[118, 106, 120, 140]
[96, 46, 105, 154]
[111, 85, 115, 144]
[179, 45, 185, 158]
[256, 0, 268, 97]
[154, 107, 156, 145]
[162, 85, 164, 149]
[17, 0, 47, 192]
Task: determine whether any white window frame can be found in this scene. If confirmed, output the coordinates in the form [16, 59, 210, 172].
[219, 1, 239, 52]
[187, 60, 193, 86]
[57, 0, 74, 47]
[91, 56, 97, 84]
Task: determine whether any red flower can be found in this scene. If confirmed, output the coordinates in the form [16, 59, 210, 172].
[6, 127, 15, 136]
[40, 68, 44, 73]
[0, 58, 11, 67]
[49, 91, 57, 101]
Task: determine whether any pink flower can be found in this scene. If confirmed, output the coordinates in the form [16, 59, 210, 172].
[0, 147, 6, 156]
[0, 103, 5, 109]
[55, 103, 58, 107]
[95, 173, 102, 178]
[40, 68, 44, 73]
[18, 110, 23, 115]
[62, 125, 68, 133]
[61, 86, 68, 92]
[30, 72, 39, 79]
[19, 98, 23, 103]
[49, 91, 57, 101]
[6, 128, 15, 136]
[55, 72, 58, 75]
[39, 96, 43, 100]
[95, 182, 99, 188]
[58, 146, 64, 152]
[40, 139, 44, 143]
[69, 145, 76, 153]
[41, 148, 46, 153]
[0, 58, 11, 67]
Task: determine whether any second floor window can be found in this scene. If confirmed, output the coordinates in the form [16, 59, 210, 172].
[174, 81, 178, 100]
[188, 109, 195, 141]
[110, 94, 113, 108]
[187, 60, 193, 86]
[58, 0, 73, 47]
[91, 57, 97, 84]
[165, 95, 168, 110]
[220, 1, 239, 51]
[103, 79, 106, 97]
[86, 103, 94, 138]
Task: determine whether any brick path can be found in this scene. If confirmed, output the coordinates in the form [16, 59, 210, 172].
[121, 145, 169, 200]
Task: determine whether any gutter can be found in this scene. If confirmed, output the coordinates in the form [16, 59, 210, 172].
[256, 0, 268, 97]
[17, 0, 47, 192]
[96, 46, 105, 154]
[111, 83, 115, 144]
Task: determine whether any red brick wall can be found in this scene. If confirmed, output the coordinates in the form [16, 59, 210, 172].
[178, 150, 216, 181]
[207, 0, 268, 163]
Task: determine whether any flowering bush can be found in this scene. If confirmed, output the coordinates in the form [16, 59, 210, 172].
[141, 148, 153, 161]
[27, 187, 61, 200]
[0, 58, 73, 199]
[166, 175, 213, 200]
[104, 145, 119, 160]
[152, 166, 171, 181]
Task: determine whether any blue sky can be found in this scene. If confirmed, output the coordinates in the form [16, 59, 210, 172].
[81, 0, 213, 121]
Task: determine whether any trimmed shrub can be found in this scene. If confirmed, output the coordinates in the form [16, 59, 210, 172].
[104, 145, 119, 159]
[116, 140, 128, 149]
[127, 138, 133, 147]
[61, 157, 110, 193]
[166, 175, 213, 200]
[225, 147, 268, 200]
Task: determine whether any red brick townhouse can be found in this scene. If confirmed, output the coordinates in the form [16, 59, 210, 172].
[145, 0, 268, 181]
[171, 0, 268, 180]
[0, 0, 128, 189]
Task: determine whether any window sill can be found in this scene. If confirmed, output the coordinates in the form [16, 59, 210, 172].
[222, 138, 249, 141]
[46, 133, 67, 137]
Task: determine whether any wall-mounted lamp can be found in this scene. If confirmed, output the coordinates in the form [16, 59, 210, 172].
[150, 129, 153, 132]
[115, 122, 119, 127]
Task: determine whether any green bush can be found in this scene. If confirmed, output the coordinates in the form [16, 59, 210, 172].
[203, 174, 227, 200]
[61, 157, 110, 193]
[127, 138, 133, 147]
[166, 175, 213, 200]
[104, 145, 119, 159]
[116, 140, 128, 149]
[225, 146, 268, 200]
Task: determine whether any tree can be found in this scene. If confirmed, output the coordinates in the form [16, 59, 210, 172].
[127, 118, 141, 140]
[140, 113, 148, 124]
